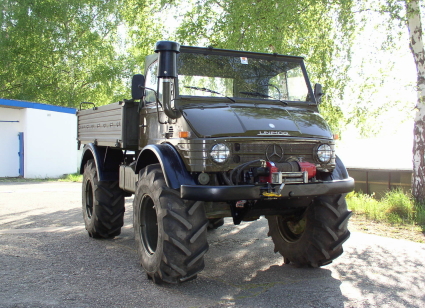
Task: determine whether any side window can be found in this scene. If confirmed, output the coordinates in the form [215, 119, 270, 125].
[144, 61, 158, 104]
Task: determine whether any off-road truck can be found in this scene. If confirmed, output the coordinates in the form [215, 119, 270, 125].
[77, 41, 354, 284]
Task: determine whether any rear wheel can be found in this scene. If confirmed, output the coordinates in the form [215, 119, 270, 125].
[82, 159, 125, 238]
[267, 194, 351, 267]
[133, 164, 209, 284]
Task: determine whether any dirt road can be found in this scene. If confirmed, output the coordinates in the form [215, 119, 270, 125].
[1, 182, 424, 307]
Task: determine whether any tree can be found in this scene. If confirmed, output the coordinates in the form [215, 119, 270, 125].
[406, 0, 425, 202]
[173, 0, 355, 133]
[359, 0, 425, 202]
[0, 0, 136, 107]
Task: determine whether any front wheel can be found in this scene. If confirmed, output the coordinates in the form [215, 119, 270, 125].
[266, 194, 352, 267]
[133, 164, 209, 284]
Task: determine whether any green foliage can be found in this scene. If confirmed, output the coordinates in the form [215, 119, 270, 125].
[0, 0, 413, 137]
[174, 0, 356, 133]
[0, 0, 144, 107]
[123, 1, 168, 74]
[346, 189, 425, 226]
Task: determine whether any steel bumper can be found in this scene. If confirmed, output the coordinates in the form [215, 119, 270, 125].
[180, 177, 355, 202]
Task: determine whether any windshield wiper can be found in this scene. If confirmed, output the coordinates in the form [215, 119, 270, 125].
[241, 90, 289, 105]
[184, 86, 235, 103]
[239, 91, 271, 98]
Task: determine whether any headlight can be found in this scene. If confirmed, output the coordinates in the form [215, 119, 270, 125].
[317, 144, 332, 163]
[210, 144, 230, 163]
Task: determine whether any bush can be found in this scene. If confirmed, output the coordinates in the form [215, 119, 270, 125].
[346, 189, 425, 226]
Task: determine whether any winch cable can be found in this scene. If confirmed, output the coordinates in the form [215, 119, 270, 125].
[229, 159, 263, 185]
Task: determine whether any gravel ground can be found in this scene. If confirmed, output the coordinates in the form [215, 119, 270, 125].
[1, 182, 425, 308]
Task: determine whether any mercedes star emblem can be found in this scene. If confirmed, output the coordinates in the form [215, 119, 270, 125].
[265, 144, 284, 163]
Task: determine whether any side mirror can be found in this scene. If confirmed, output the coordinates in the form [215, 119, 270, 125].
[131, 74, 145, 100]
[314, 83, 324, 104]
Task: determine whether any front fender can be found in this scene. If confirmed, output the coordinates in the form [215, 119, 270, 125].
[135, 144, 195, 189]
[80, 144, 123, 182]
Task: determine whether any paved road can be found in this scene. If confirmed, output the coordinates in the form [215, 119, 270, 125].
[1, 182, 425, 308]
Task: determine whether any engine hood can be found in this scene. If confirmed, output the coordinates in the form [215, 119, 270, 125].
[181, 105, 332, 139]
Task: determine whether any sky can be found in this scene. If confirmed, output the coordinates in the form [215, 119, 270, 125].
[335, 9, 417, 169]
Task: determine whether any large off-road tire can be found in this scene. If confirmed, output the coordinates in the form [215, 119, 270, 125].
[266, 194, 352, 267]
[267, 156, 352, 267]
[82, 159, 125, 238]
[133, 164, 209, 284]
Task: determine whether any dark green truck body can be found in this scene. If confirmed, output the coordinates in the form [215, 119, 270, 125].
[77, 41, 354, 284]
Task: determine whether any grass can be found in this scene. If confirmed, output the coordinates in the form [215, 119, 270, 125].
[0, 172, 83, 183]
[346, 188, 425, 227]
[58, 173, 83, 182]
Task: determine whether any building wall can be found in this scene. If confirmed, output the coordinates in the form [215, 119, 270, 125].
[0, 107, 24, 177]
[23, 108, 78, 178]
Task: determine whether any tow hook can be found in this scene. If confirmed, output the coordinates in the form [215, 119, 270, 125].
[231, 200, 251, 225]
[236, 200, 247, 208]
[262, 183, 285, 198]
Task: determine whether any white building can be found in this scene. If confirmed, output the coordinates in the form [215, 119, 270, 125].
[0, 99, 78, 178]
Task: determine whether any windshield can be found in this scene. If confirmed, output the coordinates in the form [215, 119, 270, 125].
[176, 52, 310, 102]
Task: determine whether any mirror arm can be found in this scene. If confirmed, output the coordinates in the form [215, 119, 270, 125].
[138, 85, 167, 125]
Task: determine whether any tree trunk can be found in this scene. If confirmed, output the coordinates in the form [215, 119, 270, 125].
[406, 0, 425, 202]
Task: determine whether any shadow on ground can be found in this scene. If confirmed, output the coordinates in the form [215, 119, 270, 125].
[1, 185, 424, 307]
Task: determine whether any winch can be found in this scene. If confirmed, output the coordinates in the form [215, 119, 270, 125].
[257, 161, 317, 184]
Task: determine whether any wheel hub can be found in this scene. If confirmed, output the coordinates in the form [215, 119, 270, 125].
[140, 194, 158, 255]
[85, 180, 94, 219]
[277, 213, 306, 243]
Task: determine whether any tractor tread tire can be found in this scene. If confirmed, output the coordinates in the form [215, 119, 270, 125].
[82, 159, 125, 239]
[266, 193, 351, 267]
[134, 164, 208, 284]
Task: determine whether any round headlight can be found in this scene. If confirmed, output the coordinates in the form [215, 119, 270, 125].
[317, 144, 332, 163]
[210, 144, 230, 163]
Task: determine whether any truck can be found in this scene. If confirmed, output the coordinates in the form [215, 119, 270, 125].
[77, 41, 354, 284]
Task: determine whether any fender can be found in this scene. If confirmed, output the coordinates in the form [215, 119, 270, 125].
[80, 143, 123, 182]
[335, 155, 349, 180]
[135, 143, 195, 189]
[319, 155, 349, 182]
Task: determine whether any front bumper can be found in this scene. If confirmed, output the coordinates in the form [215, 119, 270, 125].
[181, 177, 355, 201]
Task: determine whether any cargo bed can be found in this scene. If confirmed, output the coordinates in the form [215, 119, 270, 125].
[77, 101, 139, 149]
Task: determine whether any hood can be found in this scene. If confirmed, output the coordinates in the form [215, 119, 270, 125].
[182, 105, 332, 139]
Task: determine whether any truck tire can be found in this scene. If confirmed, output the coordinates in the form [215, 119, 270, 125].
[266, 194, 351, 267]
[82, 159, 125, 238]
[266, 158, 352, 267]
[133, 164, 209, 284]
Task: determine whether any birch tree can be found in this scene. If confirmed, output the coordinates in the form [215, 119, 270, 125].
[406, 0, 425, 201]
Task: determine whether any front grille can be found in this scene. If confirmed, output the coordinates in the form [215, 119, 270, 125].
[233, 142, 316, 164]
[176, 140, 325, 172]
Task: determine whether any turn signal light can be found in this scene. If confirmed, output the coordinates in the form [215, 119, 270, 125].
[179, 131, 190, 138]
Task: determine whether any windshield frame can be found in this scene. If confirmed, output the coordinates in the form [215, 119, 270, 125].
[175, 46, 316, 105]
